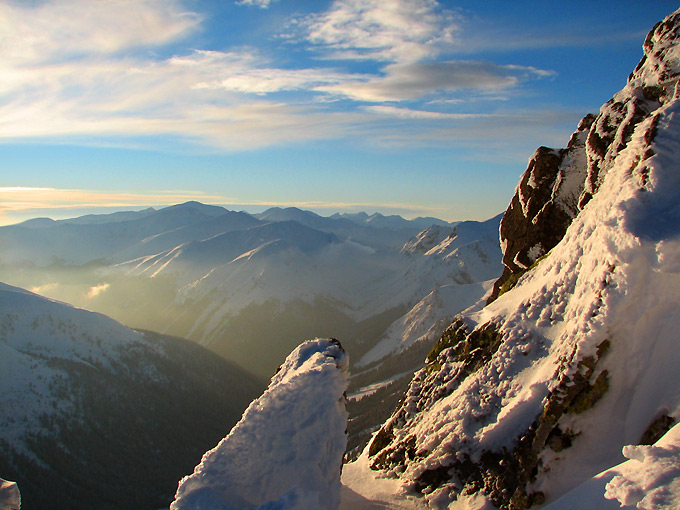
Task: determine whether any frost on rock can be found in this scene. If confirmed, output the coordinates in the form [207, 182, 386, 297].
[172, 338, 349, 510]
[0, 479, 20, 510]
[604, 424, 680, 510]
[489, 9, 680, 303]
[366, 8, 680, 510]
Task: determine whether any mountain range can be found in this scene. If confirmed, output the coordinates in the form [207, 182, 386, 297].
[0, 203, 501, 382]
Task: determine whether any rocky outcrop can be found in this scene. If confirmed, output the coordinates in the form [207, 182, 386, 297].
[488, 9, 680, 303]
[367, 8, 680, 510]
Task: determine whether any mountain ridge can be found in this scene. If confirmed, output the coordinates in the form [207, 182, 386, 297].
[355, 8, 680, 509]
[0, 281, 263, 510]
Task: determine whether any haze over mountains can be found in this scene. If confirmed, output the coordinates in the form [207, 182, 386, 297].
[0, 204, 502, 379]
[346, 7, 680, 509]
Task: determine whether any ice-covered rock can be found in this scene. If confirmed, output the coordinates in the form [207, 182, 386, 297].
[489, 9, 680, 303]
[172, 338, 349, 510]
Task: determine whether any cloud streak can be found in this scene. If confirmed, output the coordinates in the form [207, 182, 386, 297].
[0, 187, 448, 225]
[0, 187, 232, 213]
[317, 61, 554, 102]
[0, 0, 557, 152]
[0, 0, 199, 62]
[236, 0, 278, 8]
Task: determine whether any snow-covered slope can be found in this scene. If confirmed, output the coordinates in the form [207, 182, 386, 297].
[355, 216, 502, 366]
[172, 338, 349, 510]
[79, 213, 500, 378]
[358, 280, 494, 368]
[544, 422, 680, 510]
[355, 9, 680, 510]
[0, 282, 262, 510]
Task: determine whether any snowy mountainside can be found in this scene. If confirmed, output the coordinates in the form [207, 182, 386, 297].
[358, 280, 494, 368]
[0, 282, 262, 510]
[172, 338, 349, 510]
[401, 225, 452, 254]
[357, 9, 680, 510]
[342, 216, 500, 457]
[120, 220, 339, 284]
[114, 209, 262, 262]
[255, 206, 358, 230]
[136, 214, 499, 377]
[0, 200, 502, 381]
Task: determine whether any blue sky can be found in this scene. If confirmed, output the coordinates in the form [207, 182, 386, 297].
[1, 0, 677, 225]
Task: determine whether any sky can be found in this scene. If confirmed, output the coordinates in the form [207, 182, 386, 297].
[1, 0, 678, 225]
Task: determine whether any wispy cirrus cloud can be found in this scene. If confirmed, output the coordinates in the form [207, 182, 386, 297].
[286, 1, 553, 103]
[0, 0, 199, 62]
[0, 1, 358, 149]
[364, 105, 496, 120]
[0, 187, 231, 214]
[0, 187, 448, 225]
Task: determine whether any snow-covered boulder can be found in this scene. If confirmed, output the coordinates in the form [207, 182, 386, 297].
[172, 338, 349, 510]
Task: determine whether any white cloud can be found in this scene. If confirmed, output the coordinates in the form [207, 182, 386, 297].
[0, 188, 233, 213]
[192, 56, 368, 95]
[0, 0, 199, 62]
[317, 61, 554, 102]
[0, 0, 560, 152]
[87, 283, 110, 298]
[0, 43, 362, 149]
[294, 0, 459, 63]
[364, 105, 494, 120]
[236, 0, 277, 8]
[30, 283, 60, 295]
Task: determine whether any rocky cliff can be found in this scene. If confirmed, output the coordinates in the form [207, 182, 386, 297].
[489, 10, 680, 303]
[365, 9, 680, 509]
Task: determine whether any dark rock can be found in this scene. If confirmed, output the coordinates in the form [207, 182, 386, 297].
[639, 414, 676, 445]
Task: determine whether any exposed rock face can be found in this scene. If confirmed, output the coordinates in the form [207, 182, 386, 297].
[489, 9, 680, 303]
[367, 8, 680, 510]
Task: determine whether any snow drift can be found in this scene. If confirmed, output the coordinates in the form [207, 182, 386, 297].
[172, 338, 349, 510]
